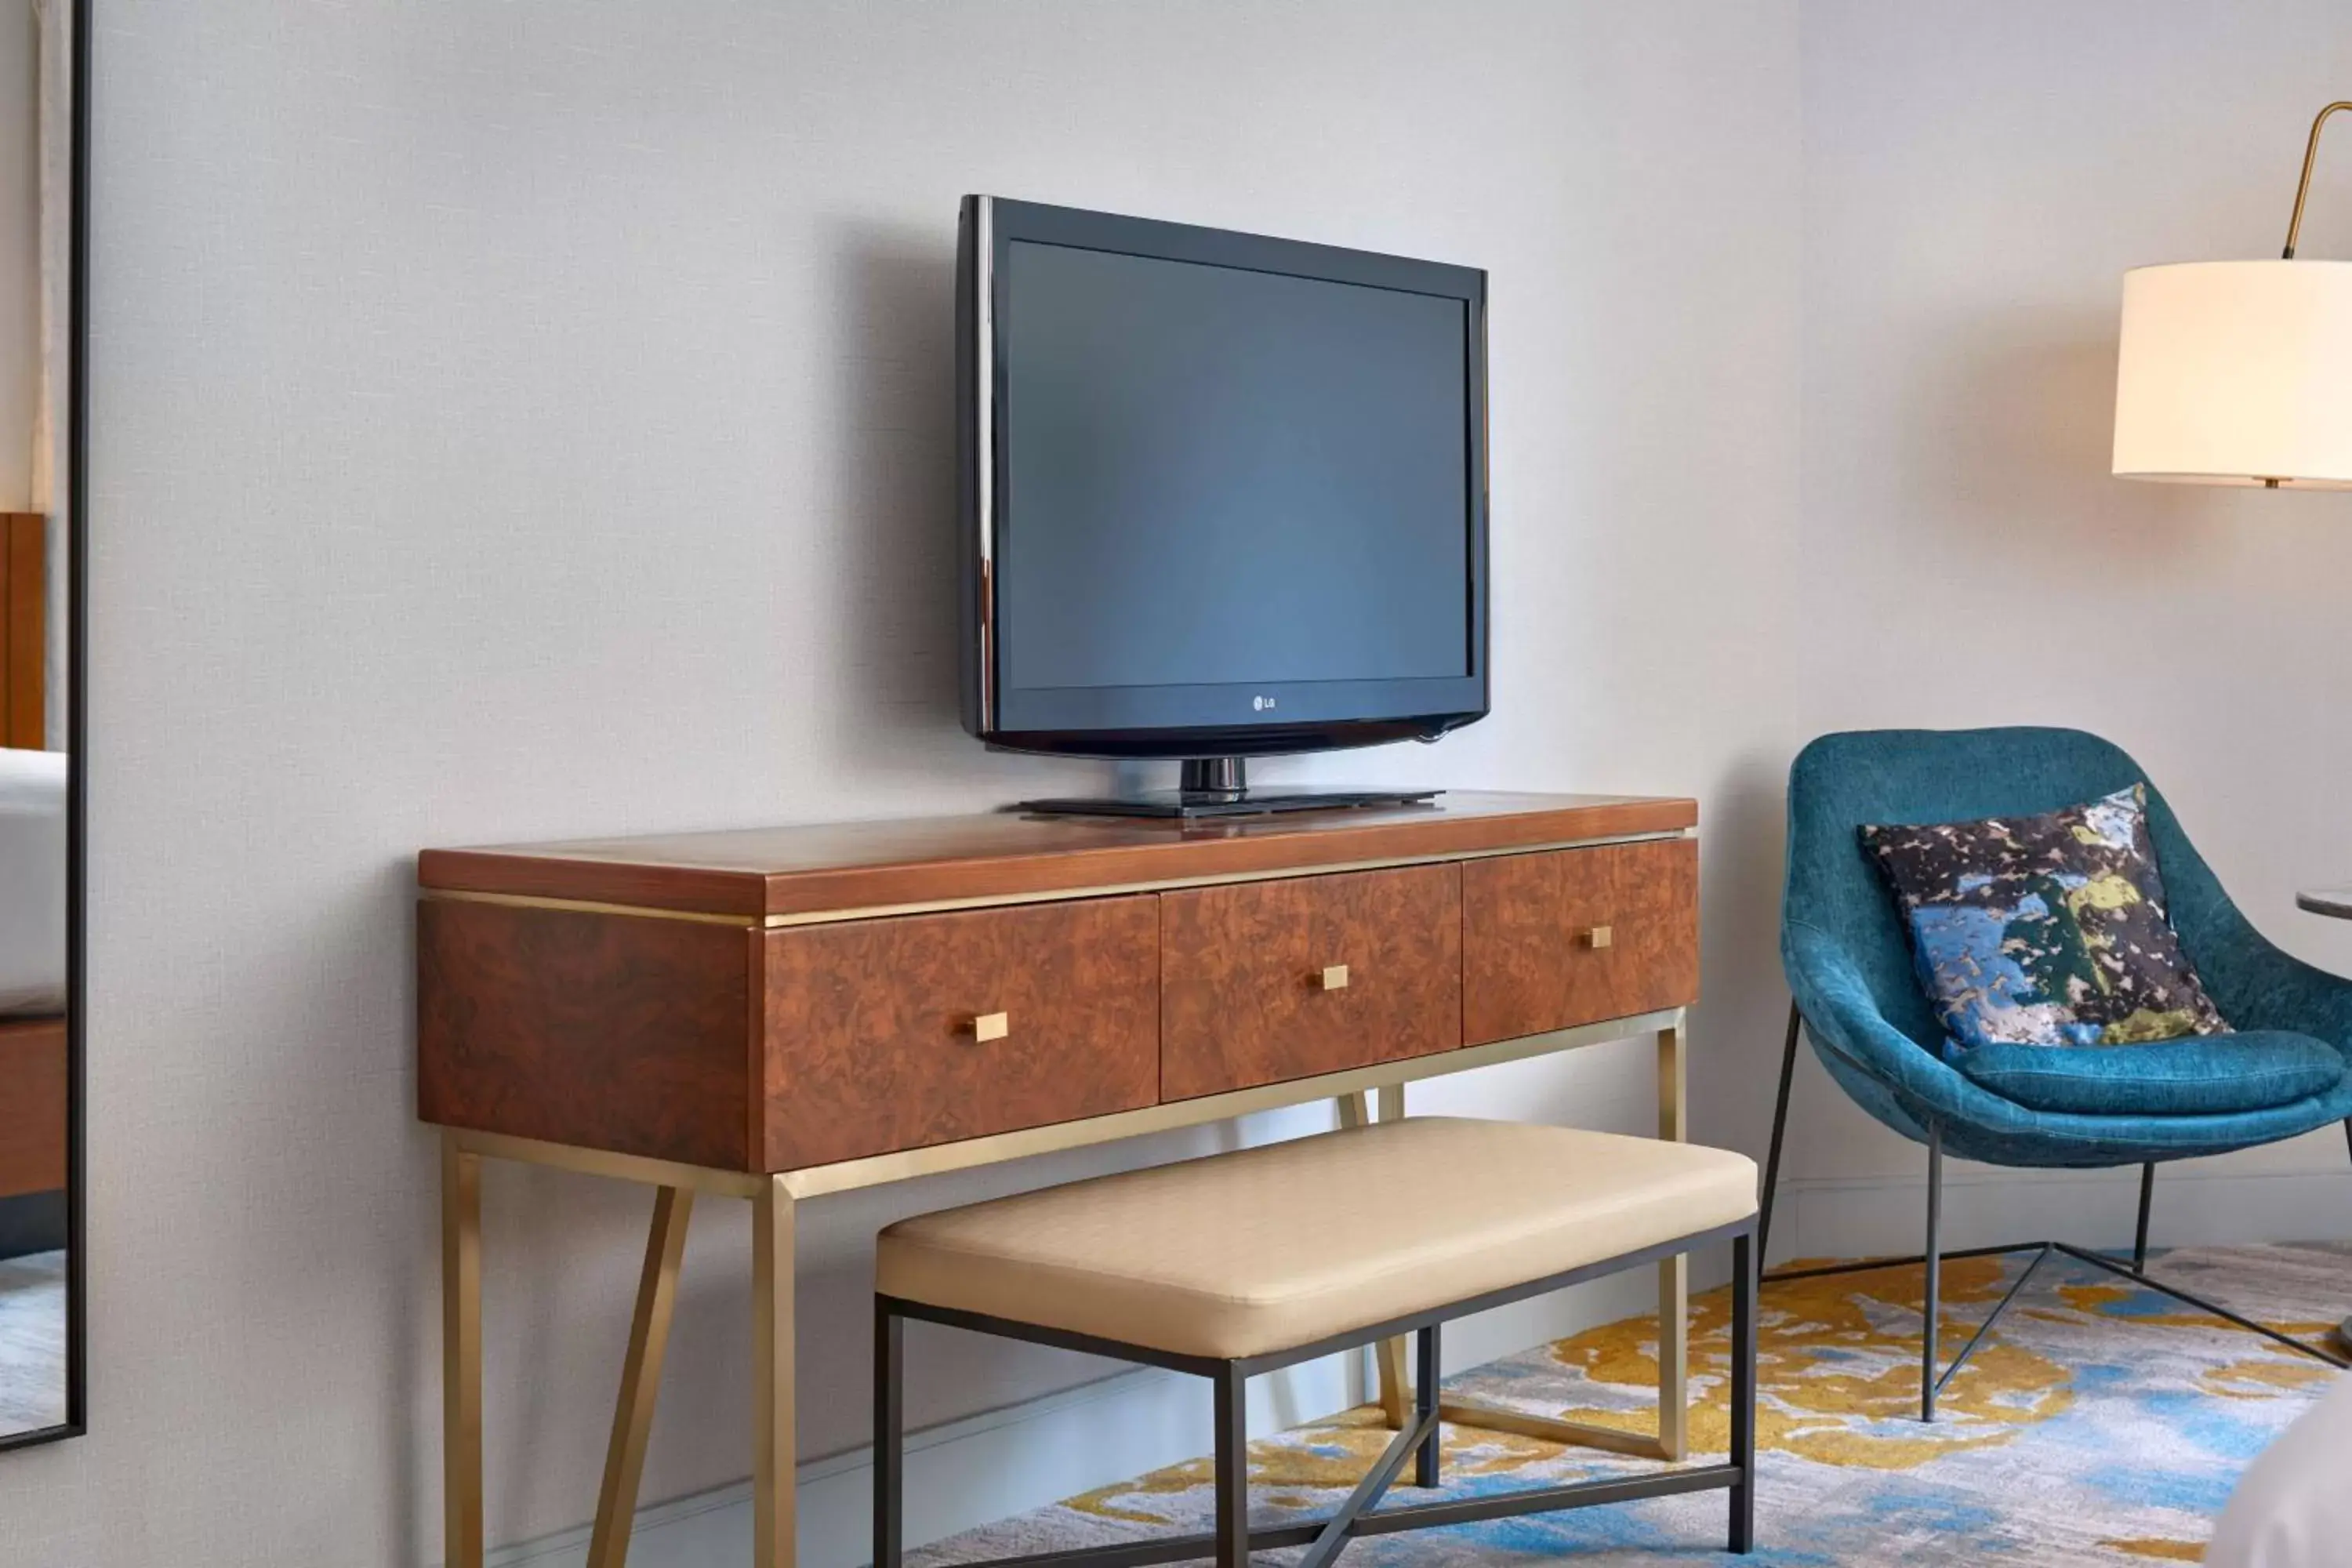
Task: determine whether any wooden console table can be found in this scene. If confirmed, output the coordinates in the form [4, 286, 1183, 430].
[417, 791, 1700, 1568]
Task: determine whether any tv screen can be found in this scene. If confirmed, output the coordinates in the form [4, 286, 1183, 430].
[960, 198, 1488, 761]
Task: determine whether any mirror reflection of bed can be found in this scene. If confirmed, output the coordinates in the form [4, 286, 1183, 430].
[0, 0, 82, 1448]
[0, 546, 66, 1436]
[0, 0, 79, 1449]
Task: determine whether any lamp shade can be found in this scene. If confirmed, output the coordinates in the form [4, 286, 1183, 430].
[2112, 259, 2352, 487]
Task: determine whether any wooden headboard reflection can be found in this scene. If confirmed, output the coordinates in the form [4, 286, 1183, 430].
[1, 514, 44, 751]
[0, 1018, 67, 1199]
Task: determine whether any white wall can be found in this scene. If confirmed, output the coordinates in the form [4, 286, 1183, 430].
[0, 0, 34, 507]
[2, 2, 2347, 1566]
[1774, 0, 2352, 1257]
[0, 4, 1802, 1565]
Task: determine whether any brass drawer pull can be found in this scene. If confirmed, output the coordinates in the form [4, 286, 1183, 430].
[1581, 926, 1615, 950]
[1315, 964, 1351, 992]
[970, 1011, 1011, 1043]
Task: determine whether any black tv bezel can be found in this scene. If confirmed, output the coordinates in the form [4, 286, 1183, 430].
[958, 196, 1490, 763]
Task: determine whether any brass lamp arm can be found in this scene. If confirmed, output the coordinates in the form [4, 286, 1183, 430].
[2283, 100, 2352, 259]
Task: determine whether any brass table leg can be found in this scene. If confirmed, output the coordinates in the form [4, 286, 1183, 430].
[442, 1132, 485, 1568]
[433, 1133, 796, 1568]
[587, 1187, 695, 1568]
[1339, 1089, 1415, 1429]
[1655, 1021, 1689, 1461]
[1375, 1020, 1696, 1465]
[753, 1174, 798, 1568]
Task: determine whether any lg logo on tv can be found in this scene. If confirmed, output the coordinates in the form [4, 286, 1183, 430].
[1252, 695, 1276, 712]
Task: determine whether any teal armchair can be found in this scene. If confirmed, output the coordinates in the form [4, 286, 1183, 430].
[1762, 727, 2352, 1419]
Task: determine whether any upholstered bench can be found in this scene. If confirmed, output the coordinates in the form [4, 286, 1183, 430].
[873, 1116, 1760, 1566]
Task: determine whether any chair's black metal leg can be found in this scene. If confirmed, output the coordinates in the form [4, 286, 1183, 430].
[2048, 1242, 2349, 1367]
[873, 1301, 904, 1568]
[1756, 1000, 1802, 1266]
[1932, 1243, 2049, 1396]
[1730, 1230, 1756, 1555]
[2340, 1123, 2352, 1355]
[1414, 1322, 1441, 1488]
[1214, 1366, 1248, 1568]
[1922, 1123, 1942, 1424]
[2133, 1163, 2156, 1275]
[1765, 1240, 2041, 1285]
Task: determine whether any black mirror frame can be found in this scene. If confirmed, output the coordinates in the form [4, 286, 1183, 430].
[2, 0, 91, 1456]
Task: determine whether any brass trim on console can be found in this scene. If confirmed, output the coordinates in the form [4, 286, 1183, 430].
[447, 1127, 769, 1199]
[416, 888, 763, 927]
[775, 1007, 1686, 1198]
[419, 827, 1695, 932]
[447, 1008, 1684, 1197]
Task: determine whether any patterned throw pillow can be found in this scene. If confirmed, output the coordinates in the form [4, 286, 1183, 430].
[1860, 785, 2229, 1051]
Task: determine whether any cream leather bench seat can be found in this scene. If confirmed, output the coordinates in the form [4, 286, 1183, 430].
[873, 1116, 1761, 1567]
[878, 1116, 1756, 1358]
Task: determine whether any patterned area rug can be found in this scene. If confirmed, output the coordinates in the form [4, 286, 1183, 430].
[915, 1243, 2350, 1566]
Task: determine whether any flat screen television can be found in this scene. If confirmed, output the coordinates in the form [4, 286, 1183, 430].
[958, 197, 1488, 817]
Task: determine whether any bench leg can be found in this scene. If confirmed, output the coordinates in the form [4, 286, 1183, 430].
[1730, 1231, 1756, 1554]
[1214, 1367, 1249, 1568]
[873, 1301, 903, 1568]
[1414, 1323, 1441, 1488]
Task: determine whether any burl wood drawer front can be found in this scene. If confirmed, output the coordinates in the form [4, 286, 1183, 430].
[418, 899, 753, 1170]
[1462, 838, 1698, 1046]
[1160, 863, 1462, 1101]
[759, 895, 1160, 1169]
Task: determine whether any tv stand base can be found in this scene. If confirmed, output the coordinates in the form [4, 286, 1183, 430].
[1016, 787, 1442, 821]
[1017, 757, 1440, 820]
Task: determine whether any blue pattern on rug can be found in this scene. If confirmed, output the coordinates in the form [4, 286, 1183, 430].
[913, 1243, 2348, 1566]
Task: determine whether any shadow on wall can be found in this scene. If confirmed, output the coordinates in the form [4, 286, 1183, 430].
[1908, 307, 2228, 574]
[1690, 743, 1795, 1162]
[820, 220, 1120, 802]
[822, 223, 971, 779]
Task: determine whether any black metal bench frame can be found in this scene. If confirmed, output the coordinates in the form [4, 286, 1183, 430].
[874, 1216, 1758, 1568]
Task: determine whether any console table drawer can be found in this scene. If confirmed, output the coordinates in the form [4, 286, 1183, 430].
[757, 896, 1160, 1168]
[1462, 838, 1698, 1046]
[1160, 863, 1461, 1101]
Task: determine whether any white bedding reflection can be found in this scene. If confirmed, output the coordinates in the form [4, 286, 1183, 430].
[0, 747, 68, 1437]
[0, 749, 65, 1018]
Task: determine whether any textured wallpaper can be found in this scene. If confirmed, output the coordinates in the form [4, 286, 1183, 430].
[48, 4, 2352, 1566]
[9, 3, 1813, 1561]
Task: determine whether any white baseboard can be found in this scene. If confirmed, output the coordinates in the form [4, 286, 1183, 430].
[480, 1354, 1367, 1568]
[481, 1362, 1208, 1568]
[1771, 1162, 2352, 1269]
[475, 1268, 1664, 1568]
